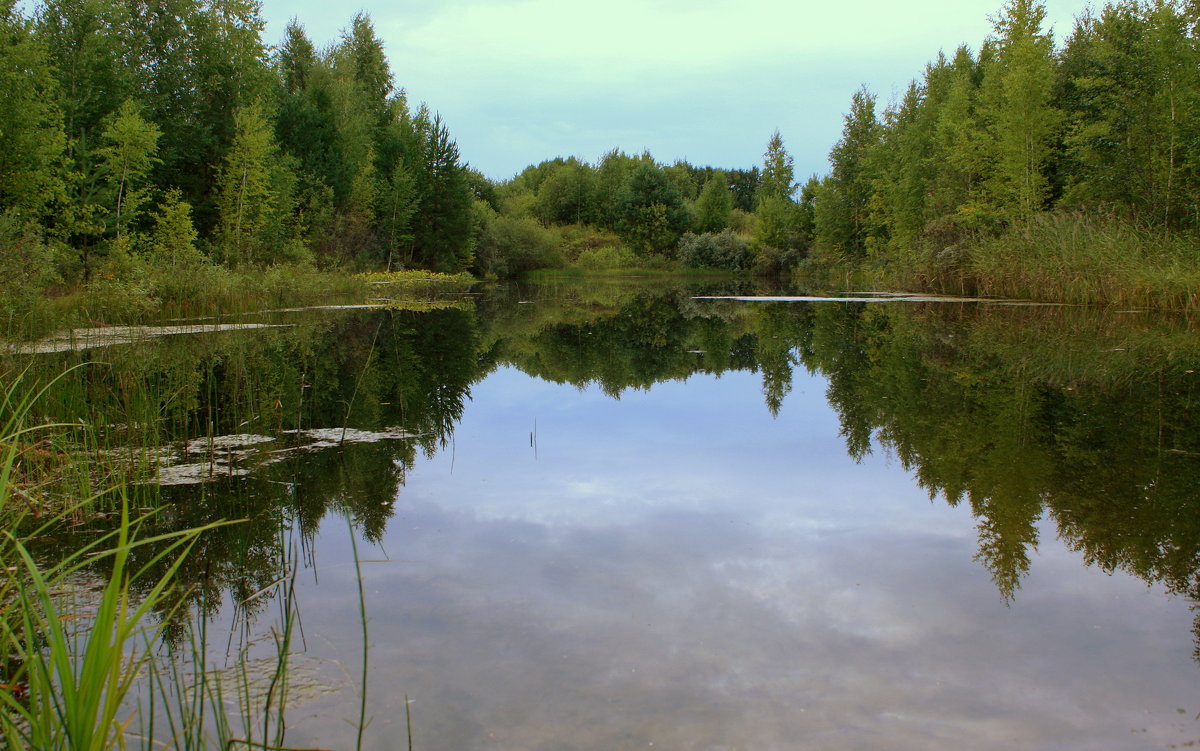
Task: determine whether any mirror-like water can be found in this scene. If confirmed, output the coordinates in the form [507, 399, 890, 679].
[11, 279, 1200, 749]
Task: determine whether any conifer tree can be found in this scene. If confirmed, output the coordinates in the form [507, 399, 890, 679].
[149, 188, 203, 267]
[408, 113, 475, 271]
[758, 130, 797, 200]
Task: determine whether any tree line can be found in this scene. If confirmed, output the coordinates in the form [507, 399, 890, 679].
[808, 0, 1200, 269]
[472, 134, 815, 277]
[0, 0, 477, 314]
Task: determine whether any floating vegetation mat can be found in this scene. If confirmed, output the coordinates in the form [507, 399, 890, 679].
[117, 428, 421, 486]
[692, 293, 1066, 305]
[4, 323, 295, 354]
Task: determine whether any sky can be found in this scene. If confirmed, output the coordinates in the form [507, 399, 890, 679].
[260, 0, 1092, 182]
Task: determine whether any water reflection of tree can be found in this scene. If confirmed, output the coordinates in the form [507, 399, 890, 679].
[792, 301, 1200, 655]
[18, 307, 482, 622]
[17, 285, 1200, 655]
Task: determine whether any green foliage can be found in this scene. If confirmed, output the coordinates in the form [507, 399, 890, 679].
[1059, 0, 1200, 227]
[407, 113, 475, 272]
[97, 100, 160, 239]
[978, 0, 1061, 218]
[575, 245, 638, 271]
[754, 194, 801, 252]
[757, 130, 796, 201]
[809, 0, 1200, 304]
[214, 101, 298, 266]
[813, 87, 882, 261]
[616, 163, 691, 256]
[0, 3, 66, 220]
[0, 212, 56, 322]
[534, 160, 595, 225]
[677, 230, 753, 271]
[147, 188, 204, 267]
[692, 170, 733, 233]
[473, 200, 563, 276]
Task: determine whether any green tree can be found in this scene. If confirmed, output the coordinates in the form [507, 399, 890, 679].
[407, 113, 475, 272]
[36, 0, 135, 145]
[97, 99, 161, 240]
[814, 87, 882, 260]
[616, 163, 691, 255]
[693, 170, 733, 233]
[979, 0, 1061, 218]
[380, 157, 418, 270]
[1060, 1, 1200, 227]
[931, 45, 991, 224]
[758, 130, 796, 200]
[0, 0, 66, 221]
[215, 101, 285, 264]
[148, 188, 203, 267]
[534, 160, 595, 225]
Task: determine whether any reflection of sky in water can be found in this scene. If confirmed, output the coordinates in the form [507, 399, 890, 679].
[285, 365, 1200, 750]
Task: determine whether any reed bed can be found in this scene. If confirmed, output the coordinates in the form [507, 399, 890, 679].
[884, 213, 1200, 312]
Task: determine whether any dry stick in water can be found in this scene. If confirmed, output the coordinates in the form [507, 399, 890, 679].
[347, 515, 370, 751]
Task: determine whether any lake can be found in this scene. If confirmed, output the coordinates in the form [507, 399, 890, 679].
[11, 277, 1200, 750]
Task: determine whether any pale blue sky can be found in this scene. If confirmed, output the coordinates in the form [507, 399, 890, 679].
[261, 0, 1092, 181]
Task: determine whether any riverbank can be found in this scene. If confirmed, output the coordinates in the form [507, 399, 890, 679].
[6, 266, 480, 342]
[814, 213, 1200, 313]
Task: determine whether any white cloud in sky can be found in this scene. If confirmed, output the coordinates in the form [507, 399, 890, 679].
[262, 0, 1091, 180]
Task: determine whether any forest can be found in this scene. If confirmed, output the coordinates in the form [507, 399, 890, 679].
[485, 0, 1200, 308]
[0, 0, 478, 325]
[3, 0, 1200, 328]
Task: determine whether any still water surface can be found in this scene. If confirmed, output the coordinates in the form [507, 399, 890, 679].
[19, 279, 1200, 749]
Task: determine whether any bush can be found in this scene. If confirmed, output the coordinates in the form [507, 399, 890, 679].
[752, 243, 803, 277]
[0, 212, 56, 324]
[576, 245, 638, 270]
[677, 230, 754, 271]
[474, 204, 564, 276]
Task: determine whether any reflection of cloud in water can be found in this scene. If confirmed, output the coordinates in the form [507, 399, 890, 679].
[289, 503, 1197, 750]
[279, 367, 1199, 751]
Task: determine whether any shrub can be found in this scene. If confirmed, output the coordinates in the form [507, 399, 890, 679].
[752, 244, 803, 277]
[576, 245, 638, 270]
[677, 230, 753, 271]
[0, 212, 56, 325]
[474, 204, 563, 276]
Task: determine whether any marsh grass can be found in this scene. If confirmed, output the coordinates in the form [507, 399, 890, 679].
[878, 213, 1200, 311]
[10, 265, 370, 343]
[0, 364, 317, 750]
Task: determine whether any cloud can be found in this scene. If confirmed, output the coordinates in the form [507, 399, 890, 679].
[264, 0, 1092, 178]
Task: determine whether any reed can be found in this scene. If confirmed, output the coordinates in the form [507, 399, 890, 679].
[885, 213, 1200, 311]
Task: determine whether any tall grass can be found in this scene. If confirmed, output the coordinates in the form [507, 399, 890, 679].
[878, 212, 1200, 311]
[0, 366, 309, 750]
[0, 500, 223, 750]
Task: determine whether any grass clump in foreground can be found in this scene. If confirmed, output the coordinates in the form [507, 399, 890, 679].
[0, 369, 308, 750]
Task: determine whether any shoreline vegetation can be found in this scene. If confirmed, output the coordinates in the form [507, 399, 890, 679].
[3, 0, 1200, 744]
